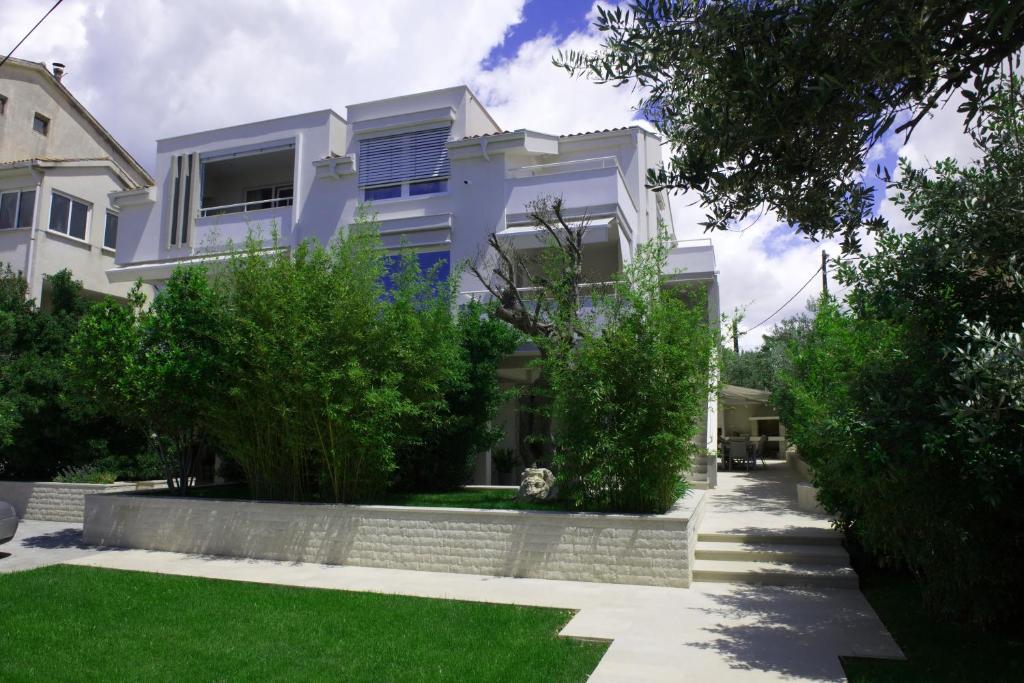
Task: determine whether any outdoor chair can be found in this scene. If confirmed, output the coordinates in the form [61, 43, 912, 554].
[727, 438, 749, 470]
[753, 434, 769, 468]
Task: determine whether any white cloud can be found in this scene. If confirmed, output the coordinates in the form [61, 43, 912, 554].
[2, 0, 526, 168]
[669, 191, 842, 350]
[471, 27, 642, 134]
[875, 94, 980, 231]
[2, 0, 880, 350]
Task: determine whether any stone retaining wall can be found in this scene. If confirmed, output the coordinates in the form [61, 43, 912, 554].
[0, 480, 166, 523]
[83, 490, 705, 588]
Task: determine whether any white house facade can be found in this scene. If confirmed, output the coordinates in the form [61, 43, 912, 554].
[0, 58, 153, 305]
[107, 86, 720, 485]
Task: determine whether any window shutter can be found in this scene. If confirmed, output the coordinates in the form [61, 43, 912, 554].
[168, 153, 199, 246]
[358, 127, 451, 187]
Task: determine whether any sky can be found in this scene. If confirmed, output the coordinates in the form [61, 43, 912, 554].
[2, 0, 978, 348]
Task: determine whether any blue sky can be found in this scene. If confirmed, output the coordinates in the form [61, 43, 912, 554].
[484, 0, 596, 67]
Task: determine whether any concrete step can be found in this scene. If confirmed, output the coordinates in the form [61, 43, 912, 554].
[693, 559, 859, 589]
[695, 541, 849, 565]
[698, 531, 842, 546]
[686, 480, 709, 490]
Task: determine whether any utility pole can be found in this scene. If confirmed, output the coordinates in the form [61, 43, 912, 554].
[821, 250, 829, 297]
[732, 319, 739, 353]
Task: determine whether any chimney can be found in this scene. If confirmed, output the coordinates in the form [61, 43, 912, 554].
[51, 62, 65, 82]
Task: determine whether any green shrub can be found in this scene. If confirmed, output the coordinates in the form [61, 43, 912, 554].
[547, 238, 717, 513]
[207, 224, 401, 502]
[65, 269, 226, 495]
[774, 75, 1024, 626]
[392, 301, 520, 492]
[207, 215, 511, 501]
[54, 463, 118, 484]
[1, 267, 149, 481]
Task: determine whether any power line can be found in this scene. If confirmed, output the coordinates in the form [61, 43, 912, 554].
[0, 0, 64, 72]
[741, 265, 823, 335]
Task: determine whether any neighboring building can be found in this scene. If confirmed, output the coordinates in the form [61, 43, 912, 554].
[0, 58, 153, 305]
[108, 86, 720, 484]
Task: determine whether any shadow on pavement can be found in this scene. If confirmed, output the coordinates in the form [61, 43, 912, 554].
[19, 527, 91, 550]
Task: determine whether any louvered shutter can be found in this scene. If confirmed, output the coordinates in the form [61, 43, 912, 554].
[358, 127, 451, 187]
[167, 153, 199, 246]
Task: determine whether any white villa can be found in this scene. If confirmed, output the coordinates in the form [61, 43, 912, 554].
[106, 86, 721, 485]
[0, 58, 153, 305]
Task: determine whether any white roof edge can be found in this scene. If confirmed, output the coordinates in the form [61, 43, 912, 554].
[721, 384, 772, 402]
[157, 109, 344, 145]
[346, 84, 473, 112]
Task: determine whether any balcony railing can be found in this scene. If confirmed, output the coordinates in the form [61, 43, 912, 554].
[506, 156, 619, 179]
[198, 196, 294, 218]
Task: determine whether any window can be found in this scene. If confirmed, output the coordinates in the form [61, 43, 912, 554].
[274, 185, 293, 207]
[33, 113, 49, 135]
[358, 126, 451, 188]
[48, 192, 88, 240]
[0, 94, 7, 115]
[244, 184, 293, 210]
[409, 179, 447, 196]
[363, 184, 402, 201]
[0, 190, 35, 229]
[103, 211, 118, 250]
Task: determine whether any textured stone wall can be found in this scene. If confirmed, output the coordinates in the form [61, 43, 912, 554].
[0, 481, 165, 523]
[84, 491, 705, 587]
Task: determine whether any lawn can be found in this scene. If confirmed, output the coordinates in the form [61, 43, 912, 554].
[154, 484, 572, 511]
[842, 566, 1024, 682]
[0, 565, 606, 683]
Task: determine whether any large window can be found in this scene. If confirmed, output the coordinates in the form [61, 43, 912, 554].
[49, 192, 89, 240]
[0, 190, 34, 229]
[103, 211, 118, 250]
[358, 127, 450, 201]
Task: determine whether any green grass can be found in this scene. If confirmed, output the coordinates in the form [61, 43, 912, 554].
[0, 565, 606, 683]
[842, 568, 1024, 682]
[154, 484, 571, 511]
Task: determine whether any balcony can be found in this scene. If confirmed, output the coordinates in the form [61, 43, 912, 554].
[665, 238, 716, 281]
[504, 157, 638, 237]
[193, 145, 295, 252]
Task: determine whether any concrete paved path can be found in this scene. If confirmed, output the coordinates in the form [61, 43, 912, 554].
[62, 548, 902, 682]
[702, 462, 838, 540]
[0, 519, 97, 573]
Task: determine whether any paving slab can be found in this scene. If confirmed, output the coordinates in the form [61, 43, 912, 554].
[0, 519, 99, 573]
[65, 548, 902, 682]
[702, 462, 838, 539]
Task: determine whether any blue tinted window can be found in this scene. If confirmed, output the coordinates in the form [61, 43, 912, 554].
[409, 179, 447, 196]
[382, 250, 451, 291]
[364, 184, 401, 201]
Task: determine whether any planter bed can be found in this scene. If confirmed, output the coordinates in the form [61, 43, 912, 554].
[83, 488, 706, 588]
[0, 479, 166, 523]
[146, 483, 572, 511]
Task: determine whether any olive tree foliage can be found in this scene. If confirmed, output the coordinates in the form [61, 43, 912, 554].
[65, 269, 224, 494]
[773, 76, 1024, 626]
[720, 308, 814, 391]
[556, 1, 1024, 250]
